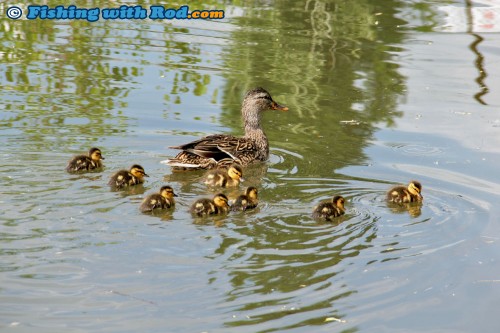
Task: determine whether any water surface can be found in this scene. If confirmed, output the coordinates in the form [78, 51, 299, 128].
[1, 1, 500, 332]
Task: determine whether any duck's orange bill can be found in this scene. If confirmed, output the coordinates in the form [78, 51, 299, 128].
[271, 101, 289, 111]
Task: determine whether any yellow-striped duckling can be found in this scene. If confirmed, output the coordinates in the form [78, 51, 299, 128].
[66, 147, 104, 172]
[140, 185, 177, 213]
[231, 187, 258, 211]
[204, 164, 243, 188]
[312, 195, 346, 221]
[387, 180, 423, 203]
[108, 164, 149, 189]
[190, 193, 230, 217]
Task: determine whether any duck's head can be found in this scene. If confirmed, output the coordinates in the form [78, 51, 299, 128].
[130, 164, 149, 179]
[89, 147, 104, 161]
[213, 193, 229, 208]
[160, 185, 177, 199]
[242, 87, 288, 116]
[332, 195, 346, 212]
[227, 164, 244, 181]
[245, 186, 258, 200]
[408, 181, 423, 201]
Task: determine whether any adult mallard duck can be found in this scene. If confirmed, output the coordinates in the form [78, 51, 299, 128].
[162, 87, 288, 169]
[140, 185, 177, 213]
[66, 147, 104, 172]
[312, 195, 346, 221]
[231, 186, 258, 212]
[190, 193, 230, 217]
[204, 164, 243, 188]
[108, 164, 149, 189]
[387, 180, 423, 203]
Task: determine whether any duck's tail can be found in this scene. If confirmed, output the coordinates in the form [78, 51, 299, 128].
[160, 152, 218, 170]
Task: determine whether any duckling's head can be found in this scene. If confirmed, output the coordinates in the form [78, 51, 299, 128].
[243, 87, 288, 117]
[227, 164, 244, 181]
[213, 193, 229, 208]
[245, 186, 258, 200]
[89, 147, 104, 161]
[332, 195, 346, 211]
[130, 164, 149, 179]
[160, 185, 177, 199]
[408, 181, 423, 200]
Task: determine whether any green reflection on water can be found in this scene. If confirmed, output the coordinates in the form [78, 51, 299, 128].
[219, 0, 409, 178]
[0, 0, 222, 152]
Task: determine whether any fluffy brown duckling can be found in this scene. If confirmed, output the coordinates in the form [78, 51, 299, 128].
[108, 164, 149, 189]
[312, 195, 346, 221]
[231, 187, 258, 211]
[66, 147, 104, 172]
[190, 193, 230, 217]
[162, 87, 288, 169]
[387, 180, 423, 203]
[140, 185, 177, 213]
[204, 164, 243, 187]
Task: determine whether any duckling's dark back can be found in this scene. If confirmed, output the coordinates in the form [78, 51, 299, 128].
[312, 202, 344, 221]
[140, 193, 167, 213]
[66, 147, 104, 173]
[190, 198, 216, 216]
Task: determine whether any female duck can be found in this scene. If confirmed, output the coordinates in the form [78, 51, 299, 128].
[140, 185, 177, 213]
[190, 193, 230, 217]
[312, 195, 346, 221]
[387, 180, 423, 203]
[204, 164, 243, 187]
[231, 187, 258, 211]
[108, 164, 149, 189]
[66, 147, 104, 172]
[162, 87, 288, 169]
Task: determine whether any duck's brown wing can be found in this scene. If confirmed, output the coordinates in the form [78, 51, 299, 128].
[169, 134, 237, 160]
[169, 134, 258, 162]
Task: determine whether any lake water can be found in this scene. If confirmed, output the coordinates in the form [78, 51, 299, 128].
[2, 1, 500, 332]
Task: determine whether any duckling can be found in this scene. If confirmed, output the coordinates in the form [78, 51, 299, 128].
[231, 186, 258, 211]
[66, 147, 104, 172]
[190, 193, 230, 217]
[108, 164, 149, 189]
[387, 180, 423, 203]
[204, 164, 243, 187]
[312, 195, 346, 221]
[140, 185, 177, 213]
